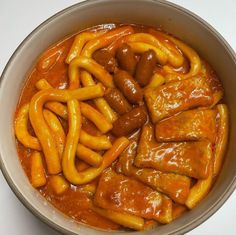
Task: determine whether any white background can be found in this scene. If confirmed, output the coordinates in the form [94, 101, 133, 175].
[1, 0, 236, 234]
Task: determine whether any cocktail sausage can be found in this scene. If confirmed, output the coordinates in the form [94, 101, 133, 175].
[135, 49, 156, 86]
[116, 43, 137, 75]
[112, 107, 147, 136]
[104, 88, 132, 114]
[113, 70, 143, 104]
[92, 49, 117, 73]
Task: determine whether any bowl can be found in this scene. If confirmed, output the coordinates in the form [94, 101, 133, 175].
[0, 0, 236, 234]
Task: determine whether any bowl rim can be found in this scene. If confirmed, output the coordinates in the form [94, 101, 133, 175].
[1, 0, 236, 234]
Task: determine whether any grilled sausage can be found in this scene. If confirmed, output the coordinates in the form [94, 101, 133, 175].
[112, 107, 147, 136]
[135, 49, 157, 86]
[104, 88, 132, 114]
[116, 43, 137, 75]
[92, 49, 117, 73]
[113, 70, 143, 104]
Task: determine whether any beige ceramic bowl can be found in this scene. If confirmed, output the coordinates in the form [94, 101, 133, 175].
[0, 0, 236, 234]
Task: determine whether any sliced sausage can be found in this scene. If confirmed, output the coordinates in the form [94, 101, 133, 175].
[112, 107, 147, 136]
[92, 49, 117, 73]
[113, 70, 143, 104]
[104, 88, 132, 114]
[116, 43, 137, 75]
[135, 49, 157, 86]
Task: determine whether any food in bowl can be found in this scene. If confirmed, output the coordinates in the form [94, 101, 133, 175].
[14, 23, 229, 231]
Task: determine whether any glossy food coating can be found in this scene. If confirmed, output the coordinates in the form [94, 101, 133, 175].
[144, 76, 213, 123]
[114, 70, 143, 104]
[135, 49, 157, 86]
[92, 49, 117, 73]
[14, 23, 228, 232]
[94, 169, 173, 223]
[135, 125, 212, 179]
[104, 88, 132, 114]
[155, 109, 217, 143]
[112, 107, 147, 136]
[117, 140, 191, 204]
[116, 43, 137, 75]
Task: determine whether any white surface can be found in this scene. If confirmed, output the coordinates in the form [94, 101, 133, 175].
[0, 0, 236, 234]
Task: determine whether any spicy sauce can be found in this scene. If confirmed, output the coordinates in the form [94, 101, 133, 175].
[15, 23, 222, 230]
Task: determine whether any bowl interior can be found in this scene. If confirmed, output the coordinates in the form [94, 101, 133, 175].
[0, 0, 236, 234]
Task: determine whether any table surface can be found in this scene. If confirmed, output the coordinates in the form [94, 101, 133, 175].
[1, 0, 236, 234]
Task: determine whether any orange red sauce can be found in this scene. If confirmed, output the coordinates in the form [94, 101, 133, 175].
[15, 23, 225, 230]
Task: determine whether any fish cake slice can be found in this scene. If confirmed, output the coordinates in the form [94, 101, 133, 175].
[144, 76, 213, 123]
[155, 109, 217, 143]
[117, 140, 191, 204]
[94, 169, 173, 224]
[135, 125, 212, 179]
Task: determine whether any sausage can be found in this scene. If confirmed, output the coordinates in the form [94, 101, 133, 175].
[135, 49, 157, 86]
[112, 107, 147, 136]
[104, 88, 132, 114]
[116, 43, 137, 75]
[92, 49, 117, 73]
[113, 70, 143, 104]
